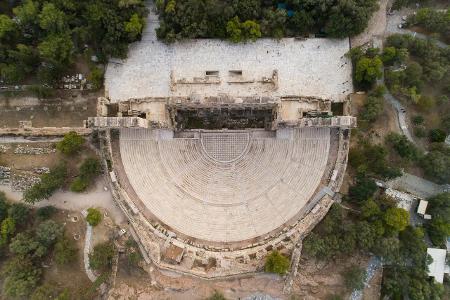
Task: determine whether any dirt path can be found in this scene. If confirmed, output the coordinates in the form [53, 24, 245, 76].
[350, 0, 389, 47]
[0, 176, 126, 224]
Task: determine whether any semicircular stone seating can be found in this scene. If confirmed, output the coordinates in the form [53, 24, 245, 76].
[119, 127, 330, 243]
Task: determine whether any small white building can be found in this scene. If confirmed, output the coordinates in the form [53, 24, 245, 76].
[417, 200, 428, 216]
[427, 248, 449, 284]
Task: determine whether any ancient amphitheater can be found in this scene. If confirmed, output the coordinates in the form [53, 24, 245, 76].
[89, 3, 356, 278]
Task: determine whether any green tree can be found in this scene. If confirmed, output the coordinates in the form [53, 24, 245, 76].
[35, 220, 63, 247]
[226, 17, 261, 43]
[1, 256, 41, 298]
[8, 44, 39, 73]
[9, 232, 47, 258]
[373, 237, 400, 263]
[421, 147, 450, 184]
[0, 14, 16, 40]
[324, 0, 378, 38]
[429, 128, 446, 143]
[38, 34, 73, 65]
[31, 283, 64, 300]
[386, 132, 419, 161]
[1, 217, 16, 245]
[361, 198, 381, 220]
[71, 157, 102, 192]
[125, 13, 144, 40]
[13, 0, 40, 27]
[289, 10, 314, 35]
[36, 206, 57, 221]
[404, 62, 423, 88]
[427, 216, 450, 247]
[39, 3, 67, 33]
[24, 163, 67, 203]
[0, 191, 10, 223]
[55, 235, 78, 265]
[355, 56, 383, 87]
[381, 47, 397, 65]
[264, 250, 290, 274]
[342, 265, 366, 291]
[88, 67, 104, 90]
[0, 64, 26, 83]
[360, 95, 384, 123]
[86, 208, 102, 226]
[348, 177, 377, 202]
[384, 207, 409, 232]
[56, 131, 85, 155]
[89, 241, 115, 271]
[7, 203, 30, 225]
[226, 17, 243, 43]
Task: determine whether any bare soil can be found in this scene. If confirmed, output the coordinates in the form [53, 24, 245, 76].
[0, 91, 99, 128]
[42, 209, 93, 298]
[109, 253, 376, 300]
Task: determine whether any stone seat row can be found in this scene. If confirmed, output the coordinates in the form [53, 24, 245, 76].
[119, 128, 330, 242]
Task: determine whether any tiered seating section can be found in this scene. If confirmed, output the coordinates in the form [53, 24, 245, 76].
[119, 127, 330, 242]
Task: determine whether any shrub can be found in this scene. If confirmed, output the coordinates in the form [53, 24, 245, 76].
[386, 132, 420, 161]
[56, 131, 85, 155]
[348, 177, 377, 202]
[86, 208, 102, 226]
[384, 207, 409, 232]
[35, 220, 63, 247]
[264, 251, 290, 274]
[1, 217, 16, 245]
[55, 235, 78, 265]
[421, 147, 450, 184]
[0, 191, 9, 222]
[70, 177, 88, 192]
[343, 266, 366, 291]
[7, 203, 29, 225]
[206, 290, 227, 300]
[429, 129, 446, 143]
[36, 206, 57, 220]
[412, 115, 424, 125]
[413, 126, 427, 138]
[88, 67, 104, 90]
[71, 158, 101, 193]
[417, 95, 434, 111]
[89, 241, 115, 271]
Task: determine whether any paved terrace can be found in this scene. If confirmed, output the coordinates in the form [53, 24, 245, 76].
[118, 127, 331, 243]
[105, 4, 353, 102]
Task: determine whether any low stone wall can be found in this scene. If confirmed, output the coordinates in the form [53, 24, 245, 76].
[0, 127, 91, 137]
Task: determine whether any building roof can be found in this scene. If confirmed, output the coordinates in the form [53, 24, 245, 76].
[417, 200, 428, 215]
[427, 248, 447, 283]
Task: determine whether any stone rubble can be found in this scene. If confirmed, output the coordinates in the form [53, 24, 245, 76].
[11, 174, 40, 191]
[14, 145, 56, 155]
[33, 167, 50, 174]
[0, 145, 11, 153]
[0, 166, 11, 185]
